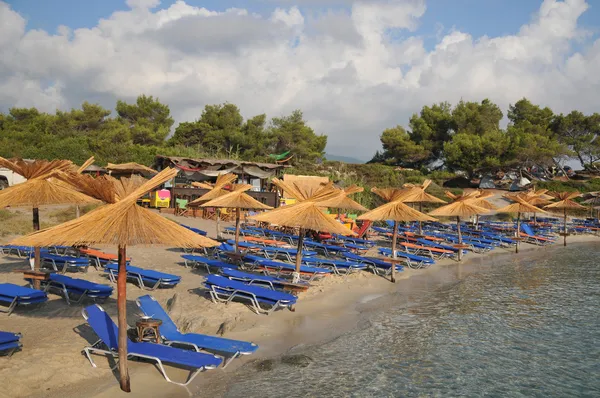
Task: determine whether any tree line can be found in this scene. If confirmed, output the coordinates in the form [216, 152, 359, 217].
[370, 98, 600, 176]
[0, 95, 327, 166]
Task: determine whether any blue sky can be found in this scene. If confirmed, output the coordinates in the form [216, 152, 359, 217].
[7, 0, 600, 49]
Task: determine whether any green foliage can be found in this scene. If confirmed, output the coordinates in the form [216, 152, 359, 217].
[0, 97, 327, 167]
[444, 131, 510, 177]
[536, 178, 600, 194]
[550, 111, 600, 168]
[371, 97, 586, 176]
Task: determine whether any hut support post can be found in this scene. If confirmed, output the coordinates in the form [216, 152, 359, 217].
[515, 212, 520, 254]
[563, 208, 567, 246]
[117, 245, 131, 392]
[234, 207, 241, 253]
[456, 216, 463, 262]
[293, 228, 305, 283]
[32, 207, 41, 289]
[391, 221, 397, 283]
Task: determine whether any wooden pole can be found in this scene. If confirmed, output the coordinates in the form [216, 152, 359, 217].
[563, 208, 567, 246]
[234, 207, 241, 253]
[32, 208, 41, 289]
[456, 216, 462, 262]
[216, 208, 221, 240]
[474, 214, 479, 231]
[515, 212, 520, 254]
[418, 203, 423, 235]
[117, 245, 131, 392]
[76, 205, 81, 218]
[391, 221, 397, 283]
[294, 228, 305, 283]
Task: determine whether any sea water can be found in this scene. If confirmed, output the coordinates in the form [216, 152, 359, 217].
[221, 243, 600, 397]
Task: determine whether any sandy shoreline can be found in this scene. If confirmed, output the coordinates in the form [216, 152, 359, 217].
[1, 214, 598, 398]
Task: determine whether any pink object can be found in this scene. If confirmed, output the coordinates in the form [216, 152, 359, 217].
[157, 189, 170, 200]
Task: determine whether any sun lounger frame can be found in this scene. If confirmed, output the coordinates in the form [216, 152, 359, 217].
[205, 283, 295, 315]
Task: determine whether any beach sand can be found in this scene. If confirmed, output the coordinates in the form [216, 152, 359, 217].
[0, 212, 598, 398]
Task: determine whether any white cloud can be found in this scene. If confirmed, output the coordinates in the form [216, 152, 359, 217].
[0, 0, 599, 160]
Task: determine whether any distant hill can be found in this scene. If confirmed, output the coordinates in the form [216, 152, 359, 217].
[325, 154, 365, 164]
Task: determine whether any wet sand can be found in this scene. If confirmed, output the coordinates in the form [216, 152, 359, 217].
[0, 212, 598, 398]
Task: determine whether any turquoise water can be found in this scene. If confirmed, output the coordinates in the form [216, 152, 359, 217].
[221, 244, 600, 397]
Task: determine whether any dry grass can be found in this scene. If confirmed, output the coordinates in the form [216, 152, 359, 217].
[47, 204, 100, 223]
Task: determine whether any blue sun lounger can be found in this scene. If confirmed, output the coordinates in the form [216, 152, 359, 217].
[331, 234, 376, 247]
[0, 245, 34, 258]
[36, 274, 113, 305]
[301, 257, 367, 276]
[342, 252, 405, 276]
[40, 253, 90, 273]
[136, 295, 258, 368]
[221, 268, 310, 291]
[204, 274, 297, 315]
[378, 248, 435, 269]
[303, 240, 350, 257]
[258, 246, 317, 262]
[181, 255, 238, 273]
[243, 256, 332, 281]
[0, 283, 48, 315]
[82, 304, 221, 386]
[180, 224, 208, 236]
[104, 263, 181, 290]
[0, 331, 22, 356]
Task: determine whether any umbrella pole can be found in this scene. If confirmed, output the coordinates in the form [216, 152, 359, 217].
[216, 209, 221, 240]
[475, 214, 479, 231]
[391, 221, 397, 283]
[117, 245, 131, 392]
[563, 208, 567, 247]
[76, 205, 80, 218]
[32, 207, 41, 290]
[418, 203, 423, 235]
[456, 216, 462, 262]
[235, 207, 240, 253]
[294, 228, 305, 284]
[515, 212, 520, 254]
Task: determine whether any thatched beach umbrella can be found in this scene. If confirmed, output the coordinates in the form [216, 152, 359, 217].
[397, 180, 446, 234]
[201, 185, 273, 252]
[428, 193, 490, 261]
[496, 196, 547, 253]
[582, 192, 600, 218]
[358, 201, 436, 282]
[544, 191, 585, 246]
[189, 173, 237, 238]
[0, 157, 99, 286]
[371, 186, 412, 203]
[250, 198, 355, 282]
[11, 168, 218, 392]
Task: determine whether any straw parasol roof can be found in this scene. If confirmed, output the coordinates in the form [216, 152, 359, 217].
[250, 200, 356, 236]
[200, 185, 272, 210]
[314, 185, 368, 211]
[428, 199, 490, 218]
[189, 173, 237, 204]
[0, 172, 101, 208]
[106, 162, 158, 175]
[371, 186, 412, 202]
[0, 156, 73, 179]
[280, 175, 329, 200]
[11, 169, 218, 249]
[496, 196, 547, 214]
[357, 201, 437, 222]
[544, 191, 585, 210]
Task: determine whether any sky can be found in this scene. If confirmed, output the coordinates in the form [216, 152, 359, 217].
[1, 0, 600, 161]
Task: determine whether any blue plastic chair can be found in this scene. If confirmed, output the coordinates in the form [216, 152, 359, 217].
[82, 304, 221, 386]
